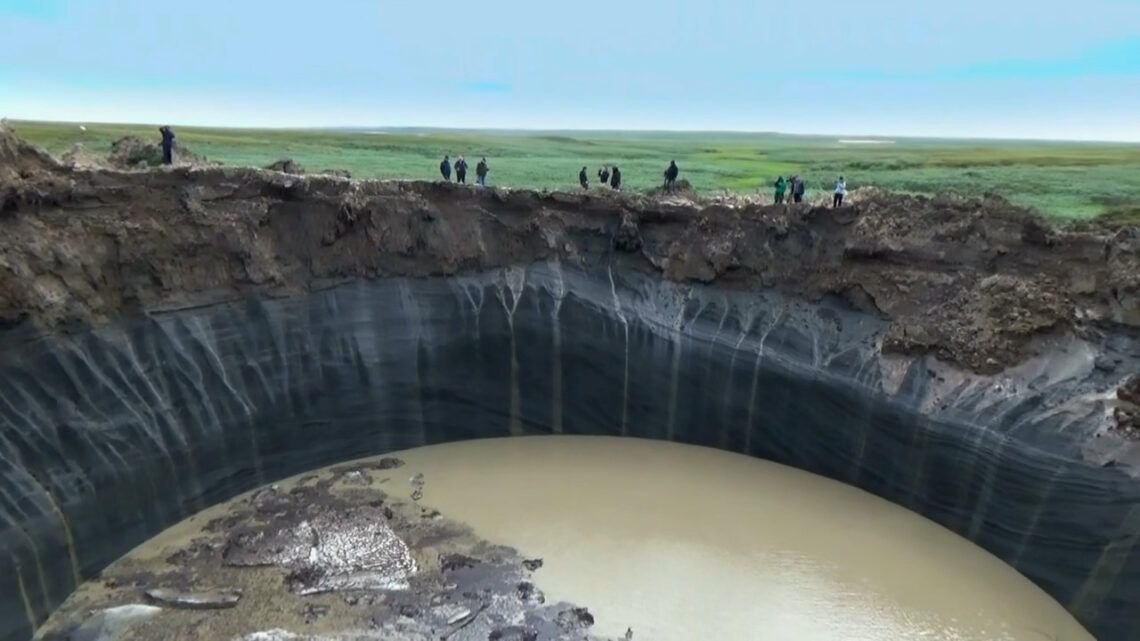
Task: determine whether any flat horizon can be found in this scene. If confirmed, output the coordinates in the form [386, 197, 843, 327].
[9, 118, 1139, 146]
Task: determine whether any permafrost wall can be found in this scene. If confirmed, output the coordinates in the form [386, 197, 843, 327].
[1, 262, 1138, 641]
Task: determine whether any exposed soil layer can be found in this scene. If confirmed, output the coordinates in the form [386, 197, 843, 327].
[2, 122, 1139, 378]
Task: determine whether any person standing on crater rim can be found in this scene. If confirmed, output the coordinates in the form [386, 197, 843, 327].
[610, 166, 622, 191]
[440, 155, 452, 181]
[793, 175, 806, 203]
[834, 175, 847, 207]
[598, 167, 610, 186]
[579, 166, 589, 189]
[455, 156, 468, 184]
[664, 160, 679, 191]
[774, 175, 787, 204]
[476, 157, 489, 185]
[159, 126, 175, 165]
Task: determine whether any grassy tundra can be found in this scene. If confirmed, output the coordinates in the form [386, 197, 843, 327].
[12, 120, 1140, 222]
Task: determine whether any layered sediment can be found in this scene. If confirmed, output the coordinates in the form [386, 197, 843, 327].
[1, 125, 1140, 640]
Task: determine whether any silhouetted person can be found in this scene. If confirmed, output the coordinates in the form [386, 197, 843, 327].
[159, 126, 175, 165]
[599, 167, 610, 185]
[664, 160, 679, 191]
[476, 157, 489, 185]
[579, 166, 589, 189]
[455, 156, 468, 184]
[834, 176, 847, 207]
[610, 166, 622, 191]
[440, 155, 452, 181]
[793, 176, 806, 203]
[774, 176, 787, 204]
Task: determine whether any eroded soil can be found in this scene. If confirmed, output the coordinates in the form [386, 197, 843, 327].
[3, 121, 1140, 432]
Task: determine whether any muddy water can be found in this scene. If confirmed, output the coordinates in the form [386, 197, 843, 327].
[383, 436, 1091, 641]
[50, 435, 1094, 641]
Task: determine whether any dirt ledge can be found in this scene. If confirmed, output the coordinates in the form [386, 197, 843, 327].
[2, 124, 1140, 376]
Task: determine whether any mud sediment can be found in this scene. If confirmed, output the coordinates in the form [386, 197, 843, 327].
[36, 460, 624, 641]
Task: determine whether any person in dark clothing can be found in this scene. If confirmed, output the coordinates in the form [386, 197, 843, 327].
[664, 160, 679, 191]
[440, 155, 452, 181]
[579, 166, 589, 189]
[793, 176, 806, 203]
[159, 126, 175, 165]
[598, 167, 610, 185]
[476, 157, 489, 185]
[455, 156, 468, 184]
[610, 166, 622, 191]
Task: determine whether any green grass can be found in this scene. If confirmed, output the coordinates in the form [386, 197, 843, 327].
[11, 120, 1140, 221]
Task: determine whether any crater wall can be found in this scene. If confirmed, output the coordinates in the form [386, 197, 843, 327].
[1, 263, 1138, 641]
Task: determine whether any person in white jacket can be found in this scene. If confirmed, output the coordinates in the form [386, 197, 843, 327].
[833, 176, 847, 207]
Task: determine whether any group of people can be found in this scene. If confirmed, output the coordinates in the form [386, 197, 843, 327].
[574, 160, 682, 192]
[774, 175, 805, 204]
[156, 127, 850, 206]
[440, 155, 489, 185]
[774, 174, 847, 207]
[580, 165, 624, 190]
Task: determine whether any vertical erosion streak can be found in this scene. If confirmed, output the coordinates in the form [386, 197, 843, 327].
[743, 307, 784, 455]
[184, 317, 262, 485]
[904, 416, 931, 512]
[1, 423, 83, 592]
[500, 268, 526, 436]
[32, 478, 81, 588]
[721, 313, 758, 450]
[968, 434, 1010, 542]
[842, 343, 879, 485]
[28, 351, 169, 529]
[955, 403, 1007, 534]
[664, 294, 692, 442]
[699, 301, 729, 447]
[665, 335, 682, 442]
[550, 265, 565, 434]
[398, 280, 428, 444]
[13, 560, 37, 632]
[1069, 504, 1140, 623]
[108, 331, 209, 513]
[95, 330, 192, 518]
[1010, 466, 1062, 570]
[608, 267, 630, 437]
[3, 522, 50, 615]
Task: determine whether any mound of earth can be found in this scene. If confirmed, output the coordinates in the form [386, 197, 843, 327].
[265, 160, 352, 179]
[109, 135, 210, 168]
[59, 143, 110, 170]
[265, 158, 305, 175]
[647, 178, 696, 198]
[0, 120, 57, 184]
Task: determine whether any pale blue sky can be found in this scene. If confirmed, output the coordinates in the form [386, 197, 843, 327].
[2, 0, 1139, 140]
